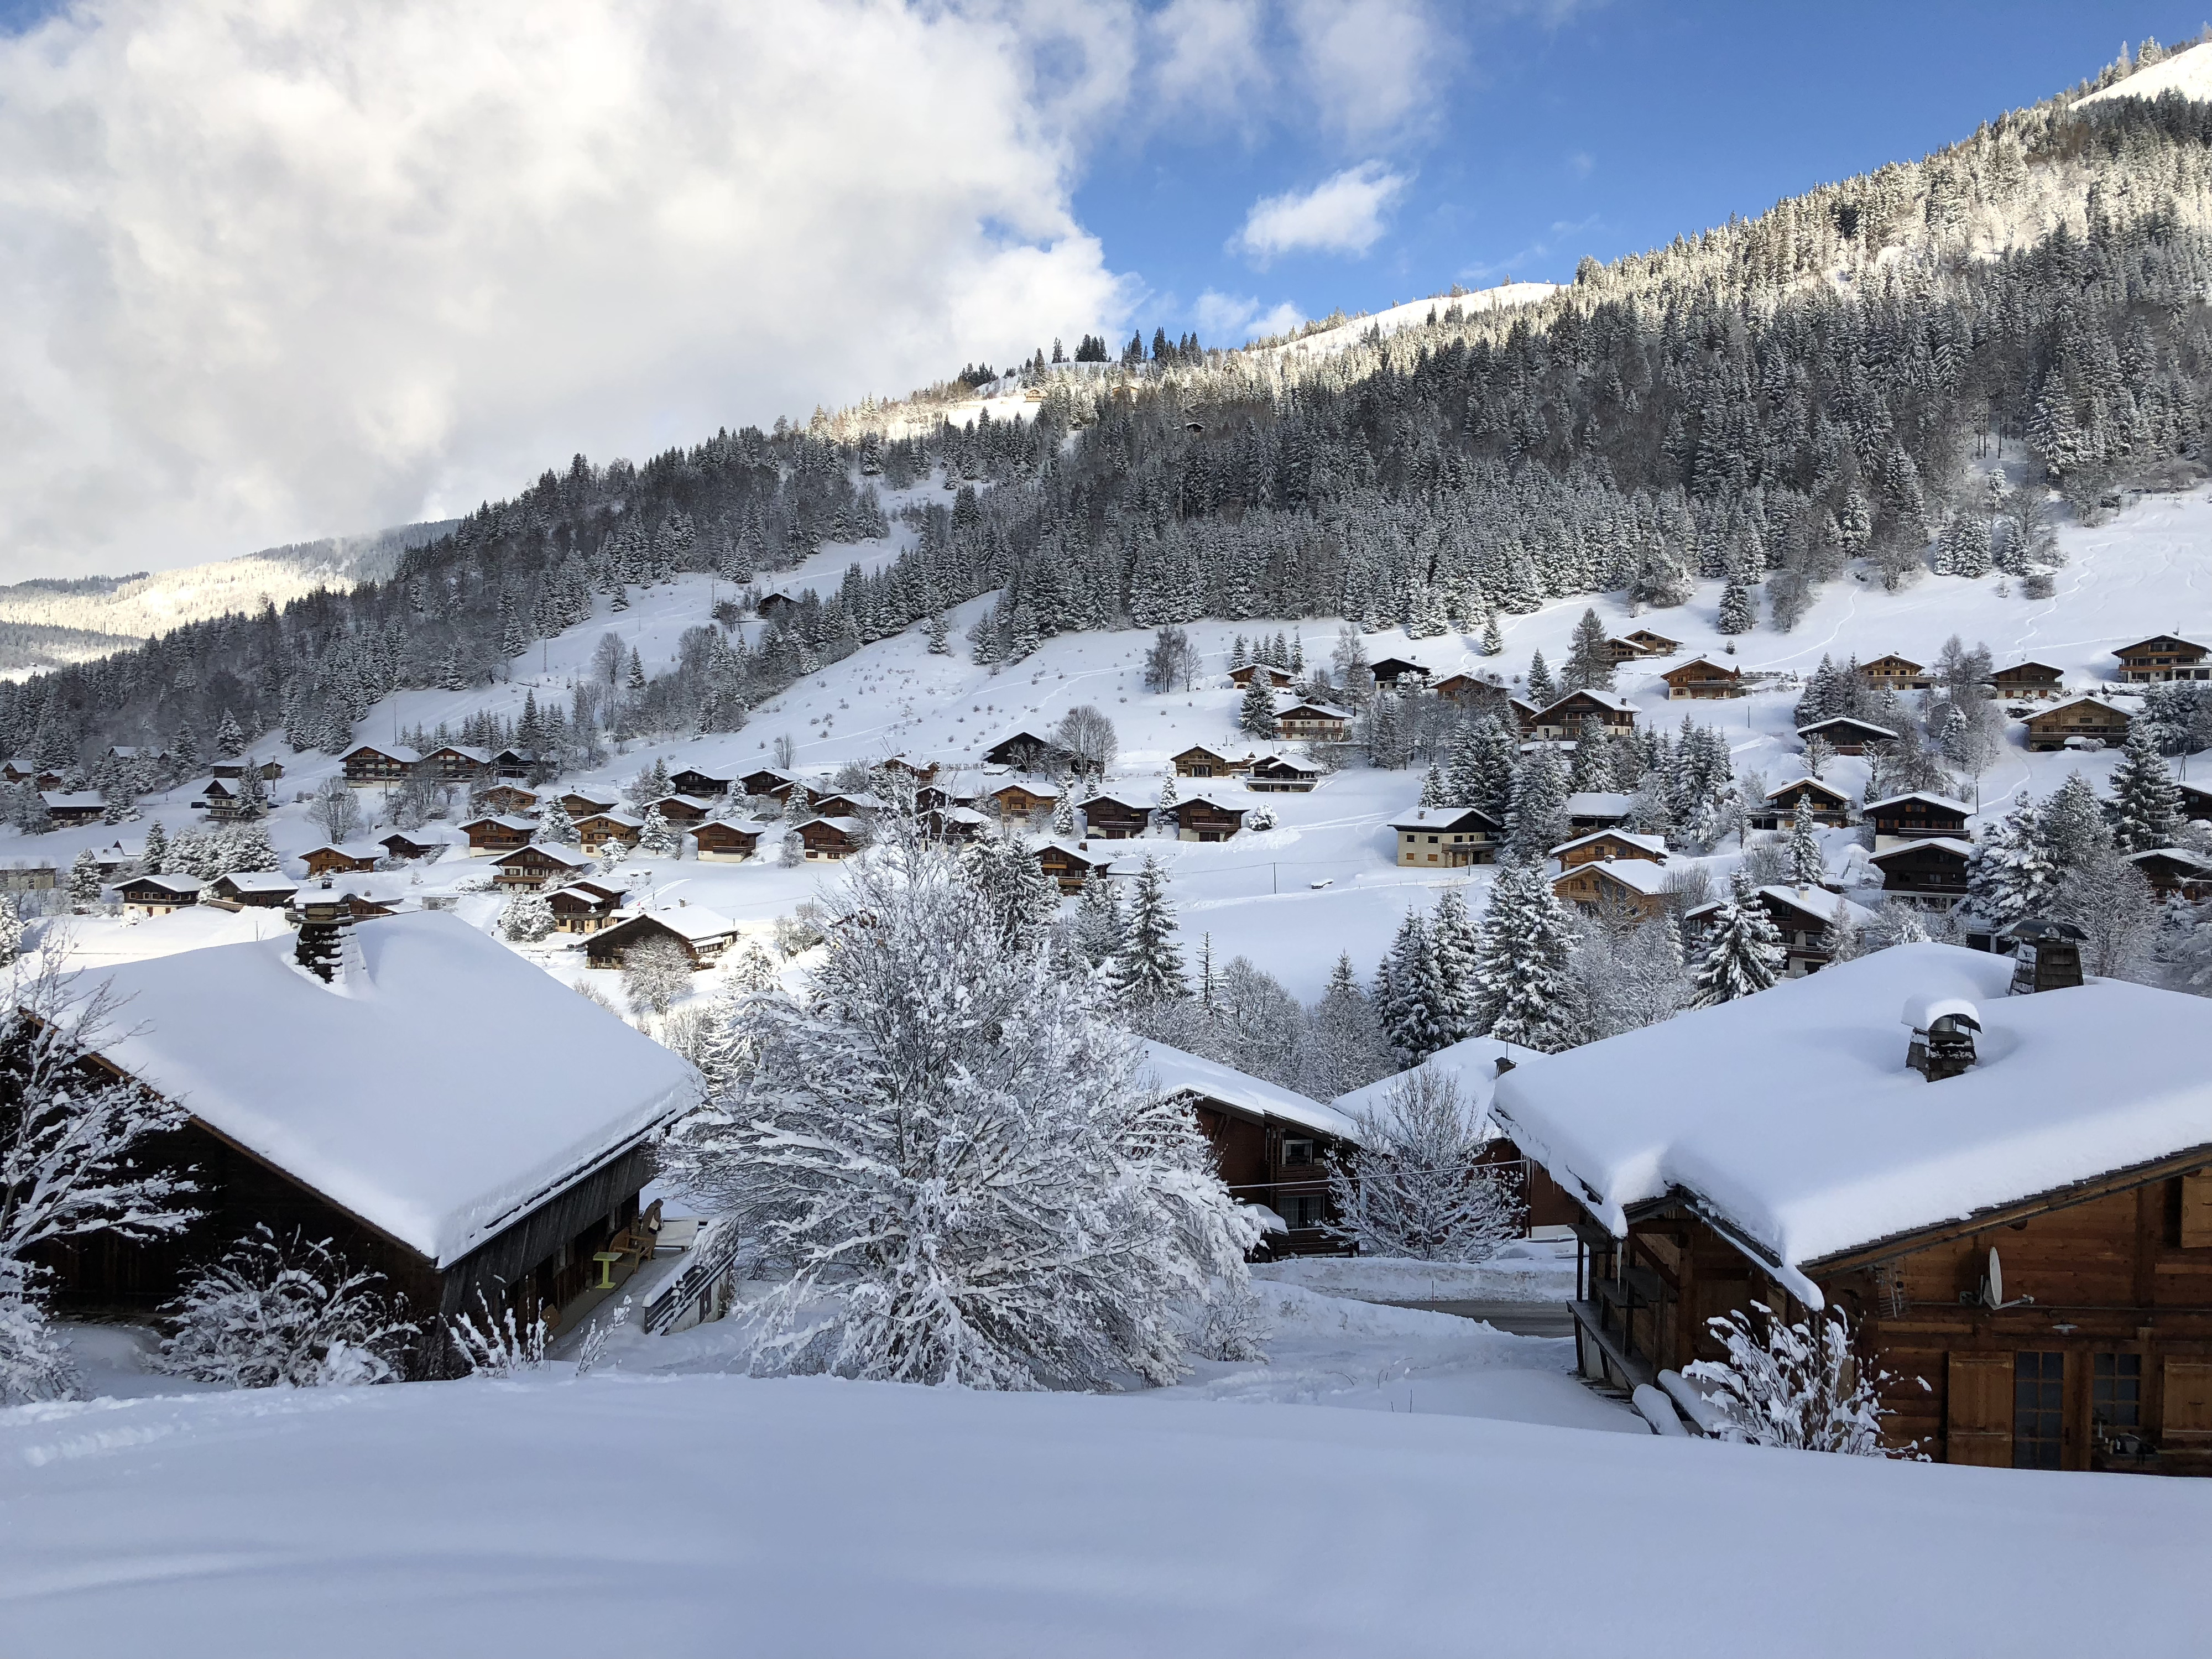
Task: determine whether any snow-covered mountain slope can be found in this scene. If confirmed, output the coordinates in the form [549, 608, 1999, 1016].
[2077, 41, 2212, 108]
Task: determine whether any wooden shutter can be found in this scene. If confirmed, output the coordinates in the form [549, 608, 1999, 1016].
[1946, 1353, 2014, 1467]
[2180, 1173, 2212, 1250]
[2162, 1360, 2212, 1440]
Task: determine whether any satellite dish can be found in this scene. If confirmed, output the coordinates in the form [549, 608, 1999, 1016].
[1986, 1246, 2003, 1310]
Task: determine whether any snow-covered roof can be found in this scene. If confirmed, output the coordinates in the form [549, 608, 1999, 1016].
[1138, 1041, 1360, 1142]
[1862, 791, 1971, 816]
[2042, 695, 2131, 717]
[2127, 847, 2212, 872]
[420, 744, 491, 763]
[212, 872, 298, 895]
[614, 906, 738, 943]
[576, 809, 644, 829]
[1563, 791, 1631, 817]
[1685, 885, 1872, 930]
[1561, 858, 1673, 896]
[1764, 775, 1846, 801]
[1390, 807, 1500, 832]
[1331, 1034, 1542, 1136]
[463, 815, 539, 833]
[1867, 837, 1975, 864]
[1492, 944, 2212, 1295]
[1173, 792, 1245, 812]
[803, 815, 865, 835]
[124, 874, 205, 895]
[497, 844, 593, 868]
[1540, 689, 1637, 714]
[1797, 716, 1896, 737]
[1550, 828, 1666, 858]
[1276, 700, 1350, 718]
[79, 912, 697, 1267]
[548, 884, 620, 905]
[343, 743, 421, 763]
[1037, 838, 1112, 867]
[41, 791, 102, 810]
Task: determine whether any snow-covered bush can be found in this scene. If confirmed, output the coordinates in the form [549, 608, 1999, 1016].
[156, 1225, 416, 1388]
[1326, 1070, 1519, 1262]
[500, 891, 554, 942]
[1686, 1302, 1921, 1456]
[0, 1257, 78, 1406]
[1188, 1279, 1272, 1363]
[448, 1293, 549, 1377]
[1246, 805, 1278, 831]
[661, 827, 1261, 1390]
[623, 937, 693, 1017]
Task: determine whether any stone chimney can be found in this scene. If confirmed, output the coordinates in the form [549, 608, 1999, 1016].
[2002, 918, 2086, 994]
[295, 896, 354, 983]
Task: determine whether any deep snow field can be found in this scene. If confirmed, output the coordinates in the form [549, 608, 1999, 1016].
[8, 488, 2212, 1653]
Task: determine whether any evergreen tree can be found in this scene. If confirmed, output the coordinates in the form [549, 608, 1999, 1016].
[140, 818, 167, 875]
[962, 832, 1060, 950]
[1238, 677, 1279, 739]
[2109, 723, 2183, 852]
[1301, 953, 1391, 1099]
[1505, 743, 1569, 861]
[213, 711, 246, 759]
[67, 848, 102, 914]
[1525, 649, 1558, 707]
[638, 806, 680, 858]
[1563, 608, 1615, 691]
[1568, 717, 1615, 792]
[1479, 613, 1504, 657]
[2038, 771, 2112, 876]
[1688, 873, 1787, 1006]
[1375, 910, 1448, 1065]
[1118, 856, 1187, 1005]
[1967, 795, 2057, 930]
[1471, 860, 1581, 1052]
[1430, 888, 1480, 1046]
[171, 723, 201, 777]
[1071, 874, 1126, 974]
[535, 793, 578, 846]
[1716, 580, 1756, 635]
[1417, 765, 1447, 809]
[1446, 717, 1518, 823]
[1785, 798, 1825, 889]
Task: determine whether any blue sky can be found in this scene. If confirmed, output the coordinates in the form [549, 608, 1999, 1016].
[1072, 2, 2211, 352]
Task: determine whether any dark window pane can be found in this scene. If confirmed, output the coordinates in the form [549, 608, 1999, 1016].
[2014, 1352, 2065, 1469]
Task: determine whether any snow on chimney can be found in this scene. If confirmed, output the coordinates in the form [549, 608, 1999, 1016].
[2002, 918, 2086, 994]
[1903, 994, 1980, 1081]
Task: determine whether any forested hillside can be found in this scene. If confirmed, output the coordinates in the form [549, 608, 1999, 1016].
[6, 47, 2212, 769]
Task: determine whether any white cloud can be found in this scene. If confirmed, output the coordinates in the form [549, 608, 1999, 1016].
[1233, 162, 1408, 264]
[0, 1, 1136, 578]
[1194, 290, 1303, 345]
[1287, 0, 1453, 140]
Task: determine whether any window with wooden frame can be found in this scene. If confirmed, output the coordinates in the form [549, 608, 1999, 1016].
[2013, 1352, 2065, 1469]
[2092, 1353, 2141, 1433]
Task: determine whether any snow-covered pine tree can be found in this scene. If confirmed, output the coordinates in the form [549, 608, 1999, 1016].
[156, 1225, 416, 1388]
[1505, 743, 1569, 862]
[1417, 765, 1447, 809]
[1563, 607, 1615, 692]
[1070, 873, 1128, 976]
[2109, 723, 2183, 853]
[1301, 952, 1392, 1099]
[1446, 716, 1518, 823]
[2038, 770, 2113, 877]
[1786, 798, 1825, 889]
[962, 831, 1060, 950]
[501, 891, 555, 942]
[1686, 1302, 1913, 1457]
[638, 806, 680, 858]
[1524, 649, 1558, 707]
[1326, 1070, 1517, 1262]
[1, 957, 199, 1404]
[1472, 859, 1582, 1052]
[1429, 887, 1480, 1046]
[1966, 796, 2058, 930]
[1716, 579, 1756, 635]
[67, 849, 100, 915]
[536, 793, 578, 846]
[213, 710, 246, 759]
[1688, 872, 1786, 1006]
[1375, 909, 1447, 1065]
[1479, 613, 1504, 656]
[1051, 790, 1076, 837]
[0, 901, 22, 968]
[659, 832, 1261, 1390]
[140, 819, 167, 874]
[1567, 716, 1615, 792]
[1118, 855, 1187, 1005]
[1238, 676, 1279, 738]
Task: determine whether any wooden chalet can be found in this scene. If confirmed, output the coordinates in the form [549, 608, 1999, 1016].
[1506, 696, 1540, 732]
[378, 829, 454, 862]
[1987, 661, 2066, 701]
[2126, 848, 2212, 902]
[1796, 714, 1898, 755]
[1864, 791, 1970, 848]
[301, 843, 382, 878]
[756, 588, 800, 620]
[1661, 658, 1743, 700]
[2113, 634, 2210, 683]
[1858, 654, 1931, 691]
[38, 913, 695, 1374]
[1494, 945, 2212, 1471]
[558, 789, 620, 820]
[983, 731, 1069, 770]
[210, 758, 285, 782]
[547, 879, 627, 933]
[985, 779, 1058, 818]
[1432, 673, 1506, 708]
[1683, 885, 1870, 977]
[341, 743, 420, 789]
[1747, 776, 1852, 831]
[872, 756, 937, 784]
[1245, 754, 1321, 792]
[1551, 828, 1667, 870]
[1529, 688, 1637, 740]
[116, 873, 204, 916]
[1563, 791, 1632, 832]
[1552, 857, 1671, 922]
[489, 748, 536, 781]
[921, 806, 991, 844]
[2, 758, 61, 789]
[1170, 795, 1248, 842]
[2182, 781, 2212, 823]
[796, 815, 865, 860]
[461, 814, 536, 856]
[1078, 793, 1152, 840]
[1366, 657, 1427, 688]
[191, 776, 243, 820]
[414, 745, 492, 786]
[806, 790, 883, 820]
[584, 906, 739, 969]
[669, 768, 732, 797]
[1226, 662, 1295, 689]
[41, 791, 105, 827]
[1620, 629, 1680, 656]
[2026, 696, 2130, 752]
[692, 819, 772, 862]
[1390, 807, 1500, 867]
[107, 744, 170, 765]
[491, 843, 594, 890]
[1172, 744, 1249, 779]
[1142, 1042, 1360, 1256]
[205, 872, 299, 909]
[1276, 701, 1352, 742]
[573, 810, 644, 855]
[473, 783, 538, 816]
[737, 766, 799, 801]
[646, 794, 717, 826]
[1869, 837, 1973, 900]
[1035, 841, 1115, 894]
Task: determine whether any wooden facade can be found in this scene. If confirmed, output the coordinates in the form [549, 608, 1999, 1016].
[1989, 661, 2066, 700]
[1529, 690, 1637, 740]
[1864, 792, 1970, 846]
[301, 844, 380, 878]
[2113, 634, 2210, 683]
[1553, 859, 1670, 921]
[1079, 794, 1152, 840]
[2025, 697, 2131, 751]
[1684, 886, 1856, 977]
[669, 769, 732, 797]
[1276, 702, 1352, 741]
[461, 815, 535, 855]
[116, 874, 203, 916]
[1172, 744, 1247, 779]
[1621, 629, 1681, 656]
[1748, 776, 1852, 830]
[491, 844, 593, 890]
[206, 872, 298, 909]
[1181, 1096, 1350, 1256]
[647, 794, 715, 826]
[983, 731, 1069, 769]
[1858, 654, 1931, 691]
[1869, 838, 1972, 900]
[2127, 848, 2212, 901]
[737, 767, 798, 800]
[1552, 828, 1667, 869]
[1036, 841, 1114, 894]
[378, 830, 452, 862]
[987, 781, 1058, 818]
[559, 790, 620, 820]
[796, 816, 863, 859]
[584, 910, 737, 968]
[1662, 658, 1743, 699]
[547, 881, 626, 932]
[1245, 755, 1320, 792]
[1366, 657, 1427, 687]
[341, 744, 419, 788]
[42, 792, 104, 826]
[572, 811, 644, 854]
[415, 745, 492, 786]
[475, 783, 539, 816]
[1171, 796, 1247, 842]
[1226, 663, 1295, 689]
[2182, 781, 2212, 823]
[1567, 1156, 2212, 1473]
[691, 820, 767, 862]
